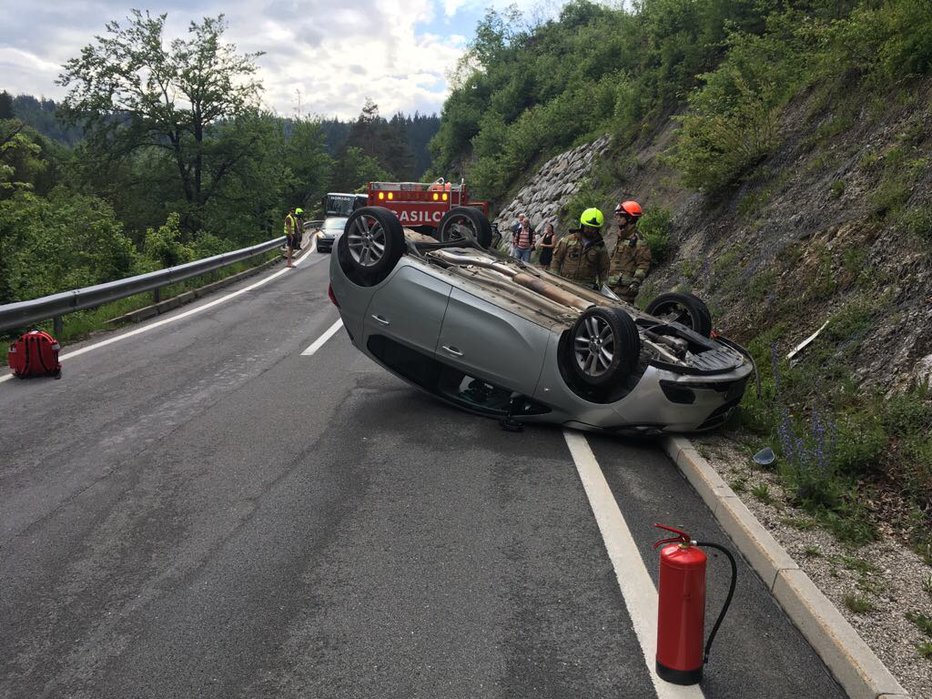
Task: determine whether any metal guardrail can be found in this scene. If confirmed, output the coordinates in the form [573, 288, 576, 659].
[0, 234, 296, 335]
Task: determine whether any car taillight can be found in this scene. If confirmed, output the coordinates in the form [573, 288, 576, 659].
[328, 283, 340, 307]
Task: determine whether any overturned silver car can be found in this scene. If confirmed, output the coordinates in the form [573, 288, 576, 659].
[328, 206, 754, 435]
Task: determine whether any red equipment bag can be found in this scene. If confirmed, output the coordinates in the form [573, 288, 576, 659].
[7, 330, 62, 379]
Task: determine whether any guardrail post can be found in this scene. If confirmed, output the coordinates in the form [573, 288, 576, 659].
[54, 316, 63, 337]
[153, 288, 161, 304]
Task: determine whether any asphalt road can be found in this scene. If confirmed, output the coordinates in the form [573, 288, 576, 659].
[0, 248, 847, 698]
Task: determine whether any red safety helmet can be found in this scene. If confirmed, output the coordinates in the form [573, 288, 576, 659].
[614, 200, 643, 219]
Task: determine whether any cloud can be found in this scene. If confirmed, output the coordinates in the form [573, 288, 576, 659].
[0, 0, 566, 119]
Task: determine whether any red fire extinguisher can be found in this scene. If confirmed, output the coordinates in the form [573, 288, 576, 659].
[654, 523, 737, 685]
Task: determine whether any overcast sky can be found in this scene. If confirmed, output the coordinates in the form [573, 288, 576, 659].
[0, 0, 580, 121]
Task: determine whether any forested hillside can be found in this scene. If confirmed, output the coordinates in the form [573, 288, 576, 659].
[432, 0, 931, 207]
[431, 0, 931, 582]
[8, 94, 84, 146]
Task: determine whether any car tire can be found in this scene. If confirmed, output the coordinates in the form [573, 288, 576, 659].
[645, 292, 713, 337]
[337, 206, 405, 285]
[437, 207, 493, 248]
[568, 307, 640, 387]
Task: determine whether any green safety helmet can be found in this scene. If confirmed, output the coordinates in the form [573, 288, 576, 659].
[579, 207, 604, 228]
[295, 207, 304, 215]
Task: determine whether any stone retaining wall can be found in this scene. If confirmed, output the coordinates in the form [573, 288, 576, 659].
[493, 135, 612, 237]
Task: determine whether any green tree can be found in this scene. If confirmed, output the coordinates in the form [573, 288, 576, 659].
[471, 5, 524, 68]
[10, 95, 84, 146]
[0, 91, 14, 120]
[670, 17, 812, 195]
[284, 117, 334, 213]
[0, 122, 47, 198]
[0, 190, 137, 304]
[198, 110, 293, 243]
[344, 99, 382, 162]
[338, 100, 416, 180]
[57, 10, 265, 233]
[329, 146, 391, 193]
[384, 114, 417, 180]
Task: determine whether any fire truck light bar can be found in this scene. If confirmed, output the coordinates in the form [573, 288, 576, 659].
[376, 190, 448, 202]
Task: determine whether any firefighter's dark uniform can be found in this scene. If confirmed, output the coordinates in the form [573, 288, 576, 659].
[552, 230, 610, 288]
[608, 235, 651, 302]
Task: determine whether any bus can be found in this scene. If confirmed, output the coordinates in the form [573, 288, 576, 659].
[322, 192, 368, 217]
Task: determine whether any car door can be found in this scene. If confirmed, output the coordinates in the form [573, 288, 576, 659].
[364, 265, 452, 357]
[436, 287, 549, 393]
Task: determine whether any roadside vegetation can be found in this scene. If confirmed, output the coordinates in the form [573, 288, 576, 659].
[433, 0, 931, 562]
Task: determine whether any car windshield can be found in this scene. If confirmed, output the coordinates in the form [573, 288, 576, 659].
[322, 217, 348, 234]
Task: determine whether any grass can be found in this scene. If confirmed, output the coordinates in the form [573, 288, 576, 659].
[709, 247, 744, 295]
[843, 593, 874, 614]
[895, 204, 932, 244]
[915, 537, 932, 567]
[780, 515, 818, 531]
[746, 269, 777, 305]
[906, 611, 932, 636]
[838, 555, 880, 576]
[905, 611, 932, 659]
[751, 482, 775, 505]
[802, 545, 822, 559]
[733, 331, 932, 550]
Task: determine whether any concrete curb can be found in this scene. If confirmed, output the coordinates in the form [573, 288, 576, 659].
[662, 435, 910, 699]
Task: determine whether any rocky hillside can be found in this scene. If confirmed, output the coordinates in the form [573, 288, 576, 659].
[496, 77, 932, 395]
[493, 75, 932, 697]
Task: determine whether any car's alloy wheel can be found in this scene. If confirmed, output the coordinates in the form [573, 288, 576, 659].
[569, 307, 640, 387]
[338, 206, 405, 285]
[645, 292, 713, 337]
[437, 207, 493, 248]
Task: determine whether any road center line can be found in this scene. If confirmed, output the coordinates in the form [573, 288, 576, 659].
[301, 319, 343, 356]
[562, 430, 705, 699]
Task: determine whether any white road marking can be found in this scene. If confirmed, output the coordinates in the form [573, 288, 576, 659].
[1, 257, 305, 384]
[562, 430, 705, 699]
[301, 319, 343, 356]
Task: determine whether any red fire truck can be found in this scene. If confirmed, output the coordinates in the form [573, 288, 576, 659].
[366, 178, 491, 240]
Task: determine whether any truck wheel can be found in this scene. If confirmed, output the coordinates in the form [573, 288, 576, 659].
[437, 207, 493, 249]
[567, 307, 640, 387]
[337, 206, 405, 285]
[646, 292, 712, 337]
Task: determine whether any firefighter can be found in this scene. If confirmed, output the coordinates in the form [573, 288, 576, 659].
[608, 200, 651, 302]
[552, 207, 610, 289]
[294, 207, 305, 249]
